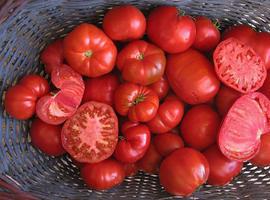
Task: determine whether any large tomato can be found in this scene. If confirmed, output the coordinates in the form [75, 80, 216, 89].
[61, 101, 118, 163]
[117, 40, 166, 86]
[147, 6, 196, 53]
[166, 49, 220, 104]
[203, 145, 243, 186]
[159, 148, 209, 196]
[81, 159, 125, 190]
[114, 82, 159, 122]
[102, 5, 146, 41]
[251, 133, 270, 167]
[64, 23, 117, 77]
[149, 76, 170, 100]
[30, 118, 66, 156]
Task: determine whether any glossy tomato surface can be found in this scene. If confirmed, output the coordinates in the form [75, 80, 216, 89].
[251, 133, 270, 167]
[149, 76, 170, 100]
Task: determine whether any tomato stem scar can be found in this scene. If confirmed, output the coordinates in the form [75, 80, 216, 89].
[84, 50, 93, 58]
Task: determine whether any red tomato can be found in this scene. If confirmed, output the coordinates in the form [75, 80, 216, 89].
[64, 23, 117, 77]
[82, 74, 119, 106]
[219, 92, 270, 161]
[30, 118, 65, 156]
[215, 85, 242, 116]
[102, 5, 146, 41]
[166, 49, 220, 104]
[214, 38, 266, 93]
[223, 24, 256, 44]
[193, 16, 220, 52]
[260, 71, 270, 99]
[149, 76, 170, 100]
[159, 148, 209, 196]
[36, 64, 84, 125]
[147, 6, 196, 53]
[181, 105, 221, 151]
[251, 133, 270, 167]
[114, 82, 159, 122]
[122, 162, 138, 177]
[40, 39, 64, 74]
[203, 144, 243, 186]
[117, 40, 166, 86]
[61, 101, 118, 163]
[147, 96, 184, 134]
[153, 132, 184, 157]
[137, 142, 162, 174]
[81, 159, 125, 190]
[114, 122, 150, 163]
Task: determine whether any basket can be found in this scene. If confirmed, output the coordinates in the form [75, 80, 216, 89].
[1, 0, 270, 199]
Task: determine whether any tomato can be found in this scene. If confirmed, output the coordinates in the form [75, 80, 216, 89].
[122, 162, 138, 177]
[64, 23, 117, 77]
[193, 16, 220, 52]
[260, 71, 270, 100]
[214, 38, 266, 93]
[219, 92, 270, 161]
[223, 24, 256, 44]
[153, 132, 184, 157]
[81, 159, 125, 190]
[147, 96, 184, 134]
[114, 122, 150, 163]
[102, 5, 146, 41]
[30, 118, 65, 156]
[36, 64, 84, 125]
[61, 101, 118, 163]
[181, 104, 221, 151]
[251, 133, 270, 167]
[117, 40, 166, 86]
[82, 73, 119, 106]
[166, 49, 220, 104]
[137, 142, 162, 174]
[149, 76, 170, 100]
[40, 39, 64, 74]
[147, 6, 196, 53]
[215, 85, 242, 116]
[203, 144, 243, 186]
[114, 82, 159, 122]
[159, 148, 209, 196]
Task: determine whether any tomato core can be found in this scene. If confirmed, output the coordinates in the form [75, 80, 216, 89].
[84, 50, 93, 58]
[132, 95, 145, 105]
[136, 53, 144, 60]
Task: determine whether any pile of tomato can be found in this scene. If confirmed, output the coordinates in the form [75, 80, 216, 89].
[4, 5, 270, 197]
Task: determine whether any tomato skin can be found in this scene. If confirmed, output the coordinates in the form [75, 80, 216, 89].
[114, 82, 159, 122]
[181, 104, 221, 151]
[147, 6, 196, 53]
[103, 5, 146, 41]
[223, 24, 256, 44]
[81, 159, 125, 190]
[30, 118, 65, 156]
[64, 23, 117, 77]
[203, 145, 243, 186]
[122, 162, 138, 177]
[82, 74, 119, 106]
[260, 71, 270, 100]
[159, 148, 209, 196]
[166, 49, 220, 104]
[117, 40, 166, 86]
[149, 76, 170, 100]
[251, 133, 270, 167]
[193, 16, 220, 52]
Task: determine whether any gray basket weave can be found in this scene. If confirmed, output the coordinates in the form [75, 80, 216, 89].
[1, 0, 270, 199]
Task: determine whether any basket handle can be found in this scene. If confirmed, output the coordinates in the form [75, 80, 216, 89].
[0, 0, 26, 24]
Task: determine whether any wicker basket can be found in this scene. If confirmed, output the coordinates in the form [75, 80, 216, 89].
[1, 0, 270, 199]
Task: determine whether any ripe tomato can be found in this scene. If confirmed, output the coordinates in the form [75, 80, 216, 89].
[102, 5, 146, 41]
[81, 159, 125, 190]
[193, 16, 220, 52]
[117, 40, 166, 86]
[114, 122, 150, 163]
[260, 71, 270, 99]
[214, 38, 266, 93]
[153, 132, 184, 157]
[159, 148, 209, 196]
[40, 39, 64, 74]
[181, 104, 221, 151]
[147, 6, 196, 53]
[82, 73, 119, 106]
[147, 96, 184, 134]
[219, 92, 270, 161]
[166, 49, 220, 104]
[122, 162, 138, 177]
[203, 144, 243, 186]
[64, 23, 117, 77]
[61, 101, 118, 163]
[114, 82, 159, 122]
[223, 24, 256, 44]
[36, 64, 84, 125]
[149, 76, 170, 100]
[30, 118, 65, 156]
[250, 133, 270, 167]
